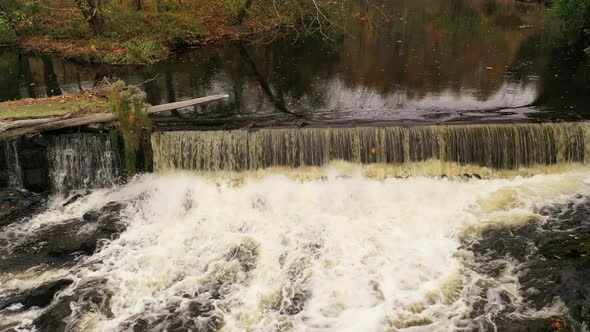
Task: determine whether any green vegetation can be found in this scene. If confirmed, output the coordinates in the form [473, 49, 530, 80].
[0, 0, 40, 33]
[103, 39, 164, 65]
[0, 18, 16, 45]
[104, 80, 152, 173]
[553, 0, 590, 35]
[0, 0, 344, 64]
[0, 93, 106, 119]
[0, 100, 88, 119]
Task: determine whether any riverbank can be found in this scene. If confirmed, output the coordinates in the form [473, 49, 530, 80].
[1, 1, 294, 65]
[0, 91, 108, 120]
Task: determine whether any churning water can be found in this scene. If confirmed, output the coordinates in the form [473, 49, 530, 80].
[1, 163, 590, 331]
[1, 122, 590, 331]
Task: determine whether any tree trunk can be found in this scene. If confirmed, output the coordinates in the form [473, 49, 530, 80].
[73, 0, 104, 36]
[237, 44, 301, 118]
[233, 0, 253, 25]
[133, 0, 143, 10]
[42, 56, 62, 97]
[0, 95, 229, 139]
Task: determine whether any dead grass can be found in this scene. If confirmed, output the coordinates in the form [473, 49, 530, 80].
[0, 92, 110, 120]
[15, 1, 287, 64]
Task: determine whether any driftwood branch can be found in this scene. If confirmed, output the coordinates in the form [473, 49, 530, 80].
[0, 94, 229, 139]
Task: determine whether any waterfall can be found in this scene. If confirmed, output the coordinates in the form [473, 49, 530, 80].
[1, 139, 23, 188]
[151, 122, 590, 174]
[48, 134, 119, 194]
[5, 125, 590, 331]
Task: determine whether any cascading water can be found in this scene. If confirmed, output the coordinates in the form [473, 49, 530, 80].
[1, 139, 23, 188]
[48, 134, 119, 194]
[1, 123, 590, 332]
[152, 122, 590, 174]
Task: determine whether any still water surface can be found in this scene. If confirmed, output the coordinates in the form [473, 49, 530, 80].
[1, 0, 589, 126]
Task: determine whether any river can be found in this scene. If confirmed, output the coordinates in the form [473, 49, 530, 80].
[1, 0, 589, 126]
[1, 1, 590, 331]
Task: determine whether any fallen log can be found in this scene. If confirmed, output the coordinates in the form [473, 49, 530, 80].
[0, 94, 228, 139]
[147, 95, 229, 113]
[0, 118, 60, 132]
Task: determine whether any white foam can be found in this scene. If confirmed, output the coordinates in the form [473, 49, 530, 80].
[4, 168, 590, 331]
[69, 170, 590, 331]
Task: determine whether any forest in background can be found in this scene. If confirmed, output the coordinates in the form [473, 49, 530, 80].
[0, 0, 347, 64]
[0, 0, 588, 65]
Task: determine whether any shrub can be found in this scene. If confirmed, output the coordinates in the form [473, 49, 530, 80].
[157, 0, 181, 12]
[45, 15, 91, 40]
[154, 13, 207, 46]
[103, 80, 152, 174]
[0, 18, 16, 45]
[553, 0, 590, 35]
[219, 0, 244, 20]
[0, 0, 41, 34]
[103, 39, 164, 65]
[102, 7, 149, 40]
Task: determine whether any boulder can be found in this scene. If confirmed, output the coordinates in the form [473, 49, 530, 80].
[33, 279, 112, 332]
[0, 188, 46, 228]
[0, 279, 73, 312]
[0, 202, 126, 274]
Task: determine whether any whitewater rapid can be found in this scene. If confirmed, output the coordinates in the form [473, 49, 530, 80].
[2, 166, 590, 331]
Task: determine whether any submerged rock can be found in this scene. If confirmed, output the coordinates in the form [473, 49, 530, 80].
[0, 188, 46, 229]
[0, 279, 73, 312]
[465, 197, 590, 329]
[490, 316, 573, 332]
[120, 295, 223, 332]
[32, 279, 113, 332]
[0, 202, 126, 274]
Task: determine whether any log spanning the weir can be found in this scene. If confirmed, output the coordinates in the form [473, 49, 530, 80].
[0, 94, 229, 139]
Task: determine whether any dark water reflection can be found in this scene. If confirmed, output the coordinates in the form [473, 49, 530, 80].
[1, 0, 589, 126]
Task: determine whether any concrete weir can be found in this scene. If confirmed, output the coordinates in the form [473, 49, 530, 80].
[3, 121, 590, 194]
[0, 133, 118, 194]
[151, 122, 590, 174]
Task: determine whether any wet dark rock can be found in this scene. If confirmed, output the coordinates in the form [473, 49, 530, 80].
[186, 299, 215, 316]
[33, 279, 113, 332]
[197, 281, 223, 300]
[540, 236, 590, 259]
[62, 192, 89, 207]
[131, 319, 149, 332]
[0, 279, 73, 312]
[121, 297, 223, 332]
[225, 241, 258, 273]
[21, 169, 49, 193]
[462, 174, 482, 180]
[120, 277, 230, 332]
[17, 136, 50, 193]
[83, 201, 127, 234]
[0, 202, 126, 274]
[0, 324, 19, 332]
[280, 291, 308, 315]
[466, 197, 590, 328]
[0, 188, 46, 229]
[493, 316, 573, 332]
